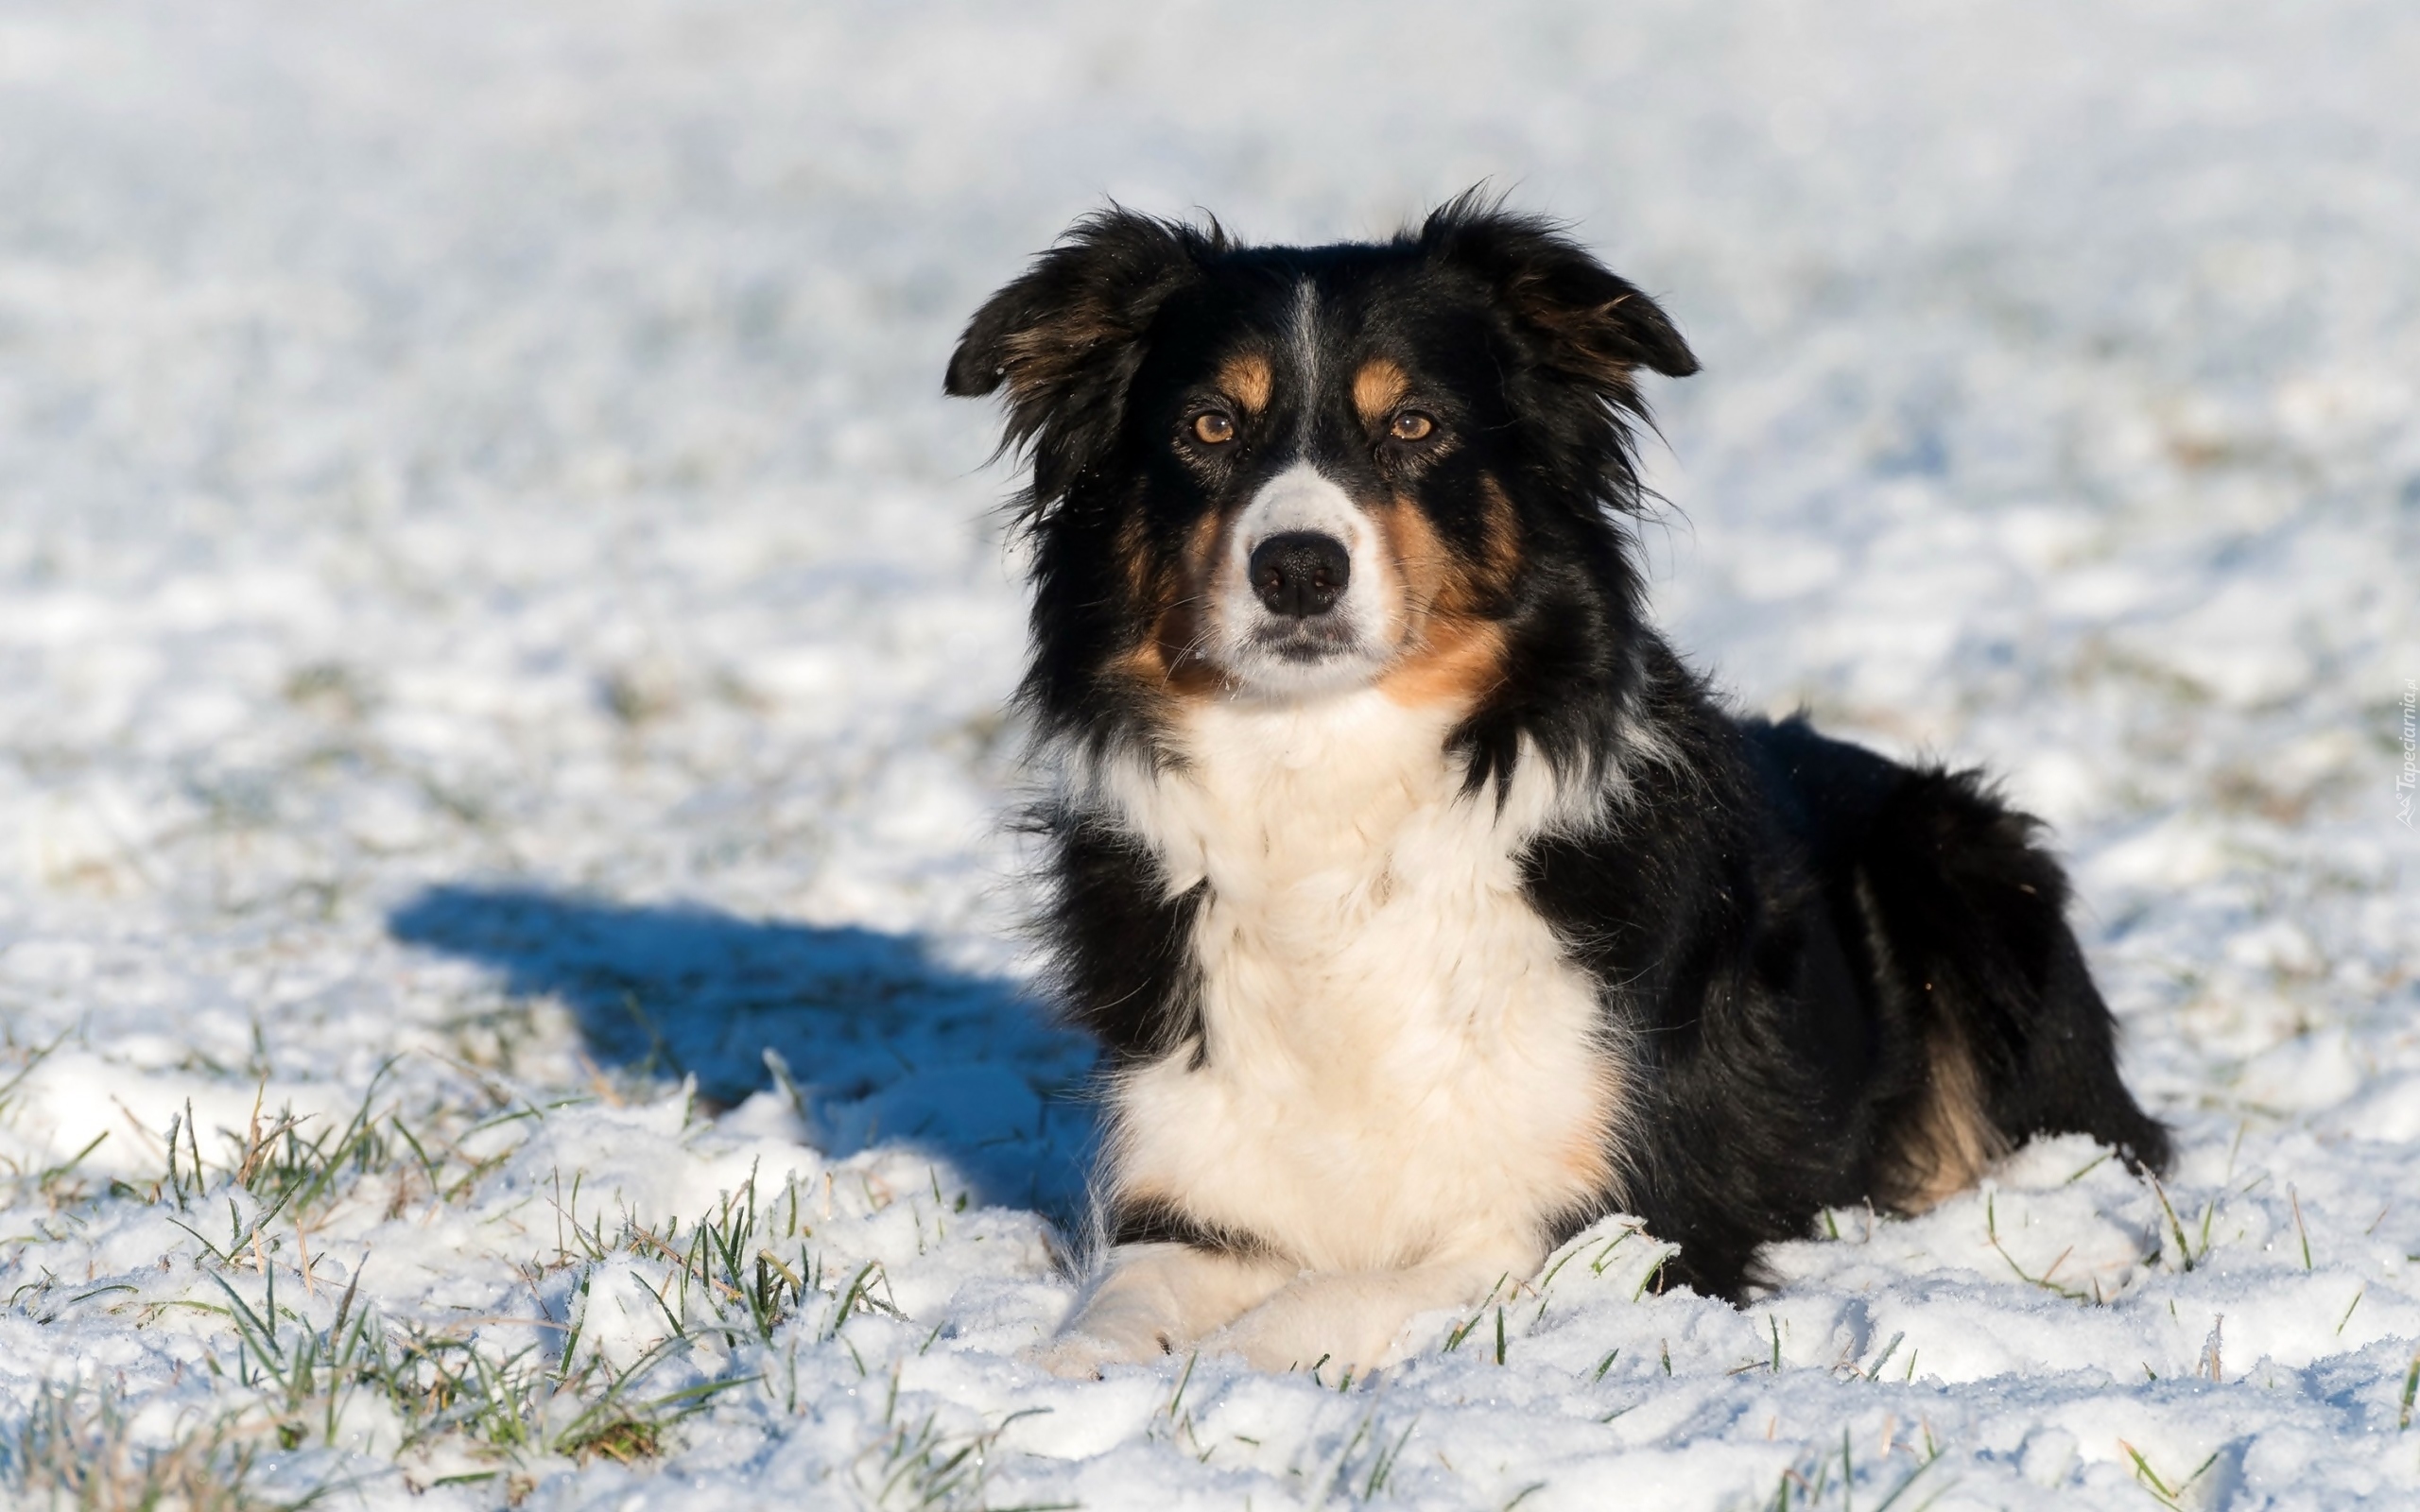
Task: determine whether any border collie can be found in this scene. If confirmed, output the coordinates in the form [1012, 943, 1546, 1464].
[945, 195, 2170, 1377]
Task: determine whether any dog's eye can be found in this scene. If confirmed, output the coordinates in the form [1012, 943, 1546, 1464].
[1192, 411, 1236, 445]
[1389, 411, 1436, 442]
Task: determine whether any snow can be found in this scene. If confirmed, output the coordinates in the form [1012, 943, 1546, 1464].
[3, 0, 2417, 1506]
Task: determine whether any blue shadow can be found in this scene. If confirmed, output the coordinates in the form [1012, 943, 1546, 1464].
[387, 884, 1096, 1214]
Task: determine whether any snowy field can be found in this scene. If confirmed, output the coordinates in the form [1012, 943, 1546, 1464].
[4, 1, 2418, 1506]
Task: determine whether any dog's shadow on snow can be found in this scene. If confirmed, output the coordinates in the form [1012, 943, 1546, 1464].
[387, 885, 1096, 1217]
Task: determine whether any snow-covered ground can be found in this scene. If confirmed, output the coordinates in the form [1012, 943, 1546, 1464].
[4, 1, 2417, 1506]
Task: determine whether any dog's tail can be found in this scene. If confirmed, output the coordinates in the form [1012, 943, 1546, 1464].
[1855, 766, 2171, 1209]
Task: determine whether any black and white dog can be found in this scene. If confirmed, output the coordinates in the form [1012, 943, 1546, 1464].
[946, 196, 2169, 1377]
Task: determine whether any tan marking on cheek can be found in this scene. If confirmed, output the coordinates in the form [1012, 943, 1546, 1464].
[1117, 638, 1167, 687]
[1112, 511, 1171, 686]
[1219, 352, 1273, 414]
[1371, 490, 1515, 710]
[1374, 493, 1452, 623]
[1115, 510, 1156, 608]
[1477, 475, 1524, 593]
[1375, 491, 1504, 623]
[1121, 508, 1232, 700]
[1353, 358, 1409, 425]
[1182, 507, 1226, 586]
[1378, 618, 1509, 708]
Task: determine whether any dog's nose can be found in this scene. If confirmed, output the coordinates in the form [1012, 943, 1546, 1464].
[1249, 532, 1351, 619]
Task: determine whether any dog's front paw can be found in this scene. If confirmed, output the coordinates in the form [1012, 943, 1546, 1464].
[1026, 1320, 1171, 1379]
[1205, 1294, 1392, 1376]
[1200, 1316, 1311, 1374]
[1203, 1271, 1460, 1376]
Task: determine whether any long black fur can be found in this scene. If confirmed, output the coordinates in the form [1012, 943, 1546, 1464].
[950, 194, 2169, 1302]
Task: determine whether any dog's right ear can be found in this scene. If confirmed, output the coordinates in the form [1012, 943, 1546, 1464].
[946, 208, 1216, 508]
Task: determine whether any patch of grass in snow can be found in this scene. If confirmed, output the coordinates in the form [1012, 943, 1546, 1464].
[3, 1023, 1004, 1505]
[848, 1364, 1010, 1512]
[1316, 1404, 1420, 1504]
[1763, 1418, 1949, 1512]
[164, 1074, 513, 1247]
[199, 1259, 751, 1487]
[0, 1379, 296, 1512]
[2118, 1439, 2221, 1512]
[5, 1052, 852, 1494]
[2148, 1175, 2217, 1275]
[156, 1169, 800, 1487]
[0, 1036, 124, 1214]
[197, 1254, 751, 1471]
[233, 1125, 922, 1487]
[1984, 1192, 2096, 1302]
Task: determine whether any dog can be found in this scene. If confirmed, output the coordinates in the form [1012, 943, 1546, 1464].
[944, 195, 2171, 1378]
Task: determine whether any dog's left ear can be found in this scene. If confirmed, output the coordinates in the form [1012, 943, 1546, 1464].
[1419, 196, 1699, 389]
[946, 208, 1215, 509]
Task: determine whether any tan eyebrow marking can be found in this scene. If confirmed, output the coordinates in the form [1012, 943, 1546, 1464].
[1218, 352, 1273, 413]
[1353, 358, 1409, 424]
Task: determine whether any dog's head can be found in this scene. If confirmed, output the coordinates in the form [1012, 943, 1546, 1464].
[948, 195, 1696, 730]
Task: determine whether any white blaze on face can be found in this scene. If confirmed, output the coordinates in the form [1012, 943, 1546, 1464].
[1212, 461, 1398, 698]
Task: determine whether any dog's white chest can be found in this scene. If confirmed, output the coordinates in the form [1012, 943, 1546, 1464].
[1099, 692, 1622, 1272]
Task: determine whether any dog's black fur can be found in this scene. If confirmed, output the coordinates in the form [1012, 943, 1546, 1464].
[948, 195, 2169, 1303]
